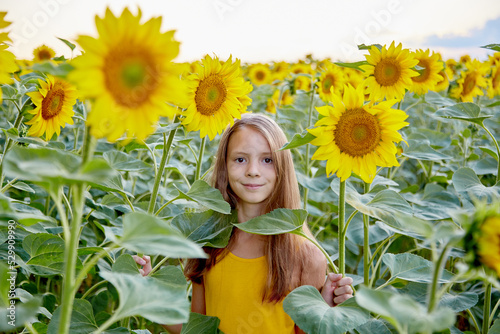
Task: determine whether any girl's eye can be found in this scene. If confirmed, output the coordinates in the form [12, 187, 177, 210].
[236, 157, 245, 163]
[263, 158, 273, 164]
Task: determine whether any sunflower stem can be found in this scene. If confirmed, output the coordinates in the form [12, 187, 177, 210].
[363, 182, 370, 286]
[195, 136, 206, 181]
[303, 79, 316, 210]
[338, 180, 346, 276]
[483, 282, 492, 334]
[148, 127, 177, 214]
[0, 111, 24, 188]
[427, 242, 451, 313]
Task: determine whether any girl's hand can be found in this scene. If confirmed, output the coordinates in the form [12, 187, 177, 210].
[321, 273, 353, 307]
[133, 255, 152, 276]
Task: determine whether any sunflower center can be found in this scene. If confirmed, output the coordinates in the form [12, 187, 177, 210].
[195, 74, 227, 116]
[255, 70, 265, 81]
[462, 72, 476, 96]
[334, 108, 381, 157]
[374, 58, 401, 86]
[41, 86, 65, 120]
[322, 75, 334, 93]
[104, 49, 159, 108]
[38, 50, 52, 60]
[492, 70, 500, 90]
[412, 60, 430, 83]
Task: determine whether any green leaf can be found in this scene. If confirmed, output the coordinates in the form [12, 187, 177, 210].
[10, 181, 35, 193]
[355, 286, 456, 334]
[57, 37, 76, 51]
[103, 151, 151, 172]
[402, 139, 453, 161]
[47, 299, 98, 334]
[112, 254, 141, 275]
[236, 208, 308, 235]
[180, 312, 222, 334]
[435, 102, 491, 126]
[283, 285, 369, 334]
[151, 265, 187, 289]
[354, 319, 392, 334]
[452, 167, 500, 200]
[0, 297, 42, 332]
[332, 180, 428, 236]
[3, 146, 118, 189]
[280, 129, 316, 150]
[31, 61, 74, 77]
[176, 180, 231, 214]
[334, 60, 369, 71]
[490, 318, 500, 333]
[481, 44, 500, 52]
[171, 210, 235, 248]
[100, 270, 190, 325]
[113, 212, 207, 259]
[382, 253, 455, 283]
[438, 292, 478, 312]
[23, 233, 82, 276]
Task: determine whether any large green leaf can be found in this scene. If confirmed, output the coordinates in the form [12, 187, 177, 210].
[103, 151, 151, 172]
[354, 319, 392, 334]
[47, 298, 126, 334]
[355, 287, 456, 334]
[402, 139, 453, 161]
[283, 285, 369, 334]
[382, 253, 455, 283]
[23, 233, 81, 276]
[452, 167, 500, 201]
[331, 180, 427, 236]
[180, 312, 222, 334]
[171, 210, 235, 248]
[280, 129, 316, 150]
[112, 212, 207, 259]
[0, 296, 41, 332]
[236, 208, 308, 235]
[3, 146, 118, 189]
[176, 180, 231, 214]
[438, 292, 478, 312]
[435, 102, 491, 126]
[100, 270, 190, 325]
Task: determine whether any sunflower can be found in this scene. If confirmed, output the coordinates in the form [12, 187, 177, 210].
[360, 42, 419, 101]
[290, 62, 313, 75]
[271, 61, 289, 81]
[247, 63, 272, 86]
[409, 49, 443, 95]
[294, 75, 312, 92]
[0, 12, 12, 44]
[477, 216, 500, 276]
[308, 84, 408, 183]
[33, 45, 56, 62]
[180, 54, 253, 140]
[317, 63, 345, 102]
[450, 59, 489, 102]
[68, 7, 186, 142]
[266, 87, 293, 114]
[486, 60, 500, 98]
[0, 13, 17, 103]
[343, 67, 364, 89]
[25, 75, 77, 139]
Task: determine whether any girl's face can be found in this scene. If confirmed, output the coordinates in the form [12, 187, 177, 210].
[226, 126, 277, 212]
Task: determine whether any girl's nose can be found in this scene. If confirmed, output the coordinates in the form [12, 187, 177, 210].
[246, 160, 260, 177]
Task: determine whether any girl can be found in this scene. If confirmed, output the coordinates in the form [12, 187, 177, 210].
[135, 114, 353, 333]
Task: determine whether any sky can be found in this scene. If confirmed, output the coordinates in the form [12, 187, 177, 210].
[2, 0, 500, 64]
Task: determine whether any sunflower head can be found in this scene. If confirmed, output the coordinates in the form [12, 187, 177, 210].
[462, 201, 500, 277]
[409, 49, 443, 95]
[180, 54, 253, 140]
[247, 63, 272, 86]
[317, 64, 345, 102]
[33, 45, 56, 62]
[360, 41, 418, 101]
[308, 84, 408, 183]
[266, 87, 293, 114]
[450, 59, 489, 102]
[25, 75, 77, 140]
[68, 7, 186, 142]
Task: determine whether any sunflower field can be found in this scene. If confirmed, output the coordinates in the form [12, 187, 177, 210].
[1, 7, 500, 334]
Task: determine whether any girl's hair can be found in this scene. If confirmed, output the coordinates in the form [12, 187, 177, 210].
[184, 113, 313, 303]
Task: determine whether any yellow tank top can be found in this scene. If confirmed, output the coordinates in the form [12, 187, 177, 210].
[204, 252, 295, 334]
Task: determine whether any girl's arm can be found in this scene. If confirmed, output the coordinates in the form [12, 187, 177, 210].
[191, 282, 206, 314]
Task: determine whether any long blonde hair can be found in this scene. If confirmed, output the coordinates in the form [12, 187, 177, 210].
[185, 114, 313, 302]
